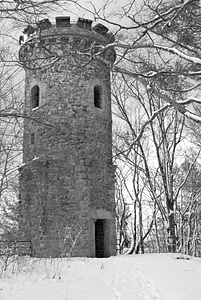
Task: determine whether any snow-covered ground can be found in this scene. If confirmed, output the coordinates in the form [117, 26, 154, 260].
[0, 253, 201, 300]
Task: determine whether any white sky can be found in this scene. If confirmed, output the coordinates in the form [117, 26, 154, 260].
[48, 0, 130, 30]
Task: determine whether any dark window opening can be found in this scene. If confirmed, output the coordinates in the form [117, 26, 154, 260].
[49, 38, 56, 44]
[94, 85, 102, 109]
[95, 219, 105, 258]
[61, 37, 69, 44]
[31, 85, 40, 109]
[31, 133, 35, 144]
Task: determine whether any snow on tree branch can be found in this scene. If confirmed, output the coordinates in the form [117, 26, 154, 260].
[184, 111, 201, 123]
[103, 42, 201, 65]
[113, 65, 201, 123]
[152, 45, 201, 65]
[177, 97, 201, 106]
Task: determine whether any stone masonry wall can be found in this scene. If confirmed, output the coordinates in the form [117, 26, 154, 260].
[19, 17, 116, 257]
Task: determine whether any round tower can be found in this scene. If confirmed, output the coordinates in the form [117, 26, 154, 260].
[19, 17, 116, 257]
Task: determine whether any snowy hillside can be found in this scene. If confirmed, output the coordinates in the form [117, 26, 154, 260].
[0, 253, 201, 300]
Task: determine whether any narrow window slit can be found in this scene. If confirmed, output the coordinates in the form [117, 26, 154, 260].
[94, 85, 103, 109]
[31, 132, 35, 144]
[31, 85, 40, 109]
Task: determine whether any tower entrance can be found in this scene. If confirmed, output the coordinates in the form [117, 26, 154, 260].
[95, 219, 105, 258]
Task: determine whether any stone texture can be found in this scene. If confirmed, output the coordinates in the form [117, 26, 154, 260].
[19, 17, 116, 257]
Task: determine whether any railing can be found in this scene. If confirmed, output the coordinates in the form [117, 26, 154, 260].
[0, 240, 32, 256]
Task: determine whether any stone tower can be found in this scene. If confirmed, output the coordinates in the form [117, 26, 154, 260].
[18, 17, 116, 257]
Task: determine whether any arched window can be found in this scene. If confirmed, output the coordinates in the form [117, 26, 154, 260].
[94, 85, 103, 109]
[31, 85, 40, 109]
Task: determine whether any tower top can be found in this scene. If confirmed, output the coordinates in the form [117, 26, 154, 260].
[19, 16, 116, 69]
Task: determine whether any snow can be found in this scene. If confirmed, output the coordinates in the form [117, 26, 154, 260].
[177, 97, 201, 105]
[0, 253, 201, 300]
[157, 46, 201, 65]
[145, 71, 157, 77]
[168, 210, 174, 216]
[184, 111, 201, 123]
[31, 107, 39, 111]
[33, 156, 39, 161]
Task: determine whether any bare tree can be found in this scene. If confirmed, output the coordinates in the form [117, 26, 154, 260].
[0, 62, 24, 240]
[73, 0, 201, 254]
[0, 1, 76, 23]
[115, 164, 132, 254]
[112, 70, 201, 253]
[175, 156, 201, 256]
[0, 0, 77, 243]
[2, 0, 201, 255]
[76, 0, 201, 127]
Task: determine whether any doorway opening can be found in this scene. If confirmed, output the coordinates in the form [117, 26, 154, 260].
[95, 219, 105, 258]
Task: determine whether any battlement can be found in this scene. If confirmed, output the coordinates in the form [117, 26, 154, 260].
[37, 17, 112, 37]
[19, 16, 116, 68]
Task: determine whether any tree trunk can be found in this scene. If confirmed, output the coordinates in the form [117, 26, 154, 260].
[154, 218, 161, 253]
[168, 211, 177, 252]
[138, 200, 144, 254]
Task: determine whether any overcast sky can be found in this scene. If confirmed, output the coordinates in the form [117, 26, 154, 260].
[50, 0, 127, 29]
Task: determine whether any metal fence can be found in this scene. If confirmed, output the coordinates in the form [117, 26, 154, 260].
[0, 240, 31, 256]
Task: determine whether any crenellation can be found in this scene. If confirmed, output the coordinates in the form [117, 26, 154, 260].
[19, 17, 116, 70]
[56, 16, 70, 28]
[77, 17, 92, 30]
[93, 23, 108, 35]
[37, 18, 52, 30]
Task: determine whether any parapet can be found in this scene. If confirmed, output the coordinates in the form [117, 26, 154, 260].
[35, 17, 114, 40]
[19, 16, 116, 68]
